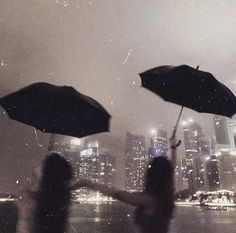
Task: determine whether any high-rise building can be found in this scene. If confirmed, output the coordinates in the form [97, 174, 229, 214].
[227, 118, 236, 149]
[212, 115, 233, 190]
[125, 132, 147, 192]
[213, 115, 230, 145]
[199, 136, 212, 190]
[79, 139, 100, 183]
[76, 139, 116, 198]
[182, 119, 205, 193]
[174, 163, 189, 192]
[148, 129, 168, 158]
[216, 149, 236, 191]
[99, 152, 115, 187]
[205, 155, 220, 191]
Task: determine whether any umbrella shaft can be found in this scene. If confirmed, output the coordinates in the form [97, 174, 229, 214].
[172, 106, 184, 137]
[48, 134, 56, 152]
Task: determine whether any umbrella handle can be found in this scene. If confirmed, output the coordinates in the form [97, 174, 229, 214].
[172, 106, 184, 138]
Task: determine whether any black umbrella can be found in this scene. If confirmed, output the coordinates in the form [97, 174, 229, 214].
[139, 65, 236, 137]
[0, 82, 111, 149]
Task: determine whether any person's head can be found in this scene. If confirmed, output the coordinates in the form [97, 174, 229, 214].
[145, 156, 173, 195]
[41, 153, 72, 186]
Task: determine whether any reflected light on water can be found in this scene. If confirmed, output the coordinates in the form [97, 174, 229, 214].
[94, 217, 101, 223]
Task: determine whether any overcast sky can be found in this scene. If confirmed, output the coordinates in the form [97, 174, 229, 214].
[0, 0, 236, 191]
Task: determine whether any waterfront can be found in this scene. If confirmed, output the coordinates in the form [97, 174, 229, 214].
[66, 203, 236, 233]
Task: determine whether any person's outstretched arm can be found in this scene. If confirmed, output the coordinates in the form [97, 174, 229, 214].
[71, 180, 153, 207]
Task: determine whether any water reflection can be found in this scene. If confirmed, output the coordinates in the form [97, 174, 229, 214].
[69, 203, 236, 233]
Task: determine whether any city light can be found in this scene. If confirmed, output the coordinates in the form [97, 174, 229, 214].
[181, 118, 194, 127]
[150, 129, 157, 134]
[215, 152, 221, 157]
[73, 192, 116, 204]
[230, 150, 236, 156]
[181, 120, 188, 126]
[71, 138, 81, 146]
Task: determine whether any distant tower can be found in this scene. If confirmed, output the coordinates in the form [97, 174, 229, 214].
[227, 118, 236, 149]
[213, 115, 230, 145]
[217, 150, 236, 191]
[76, 139, 116, 198]
[125, 132, 147, 192]
[99, 152, 115, 187]
[79, 139, 100, 183]
[205, 155, 220, 191]
[148, 128, 168, 158]
[182, 119, 205, 193]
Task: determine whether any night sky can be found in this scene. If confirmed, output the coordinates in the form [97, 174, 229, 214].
[0, 0, 236, 192]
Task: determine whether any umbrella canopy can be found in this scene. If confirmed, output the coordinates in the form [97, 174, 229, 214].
[0, 82, 111, 138]
[140, 65, 236, 118]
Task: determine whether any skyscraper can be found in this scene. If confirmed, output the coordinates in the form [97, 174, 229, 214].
[205, 155, 220, 191]
[77, 139, 116, 198]
[148, 128, 168, 158]
[199, 136, 212, 190]
[216, 149, 236, 191]
[227, 118, 236, 149]
[125, 132, 147, 192]
[213, 115, 230, 145]
[79, 139, 100, 183]
[182, 119, 205, 193]
[99, 152, 115, 187]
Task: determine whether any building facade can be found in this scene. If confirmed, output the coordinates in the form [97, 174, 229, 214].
[182, 119, 205, 193]
[227, 118, 236, 149]
[205, 155, 220, 191]
[125, 132, 147, 192]
[148, 128, 168, 158]
[99, 152, 115, 187]
[216, 149, 236, 191]
[213, 115, 230, 145]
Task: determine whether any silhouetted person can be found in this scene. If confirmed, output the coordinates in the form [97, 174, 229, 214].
[72, 137, 177, 233]
[33, 153, 72, 233]
[134, 156, 174, 233]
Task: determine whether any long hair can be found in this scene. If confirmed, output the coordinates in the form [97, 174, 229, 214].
[135, 156, 175, 233]
[144, 156, 174, 216]
[40, 153, 72, 188]
[145, 156, 174, 195]
[33, 153, 73, 233]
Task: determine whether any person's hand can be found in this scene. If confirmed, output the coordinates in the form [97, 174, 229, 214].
[169, 136, 176, 148]
[169, 136, 181, 149]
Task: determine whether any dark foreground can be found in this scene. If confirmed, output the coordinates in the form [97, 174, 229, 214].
[16, 203, 236, 233]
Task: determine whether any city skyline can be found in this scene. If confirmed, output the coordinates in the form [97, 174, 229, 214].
[1, 2, 236, 233]
[0, 0, 236, 194]
[1, 108, 236, 193]
[53, 115, 236, 195]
